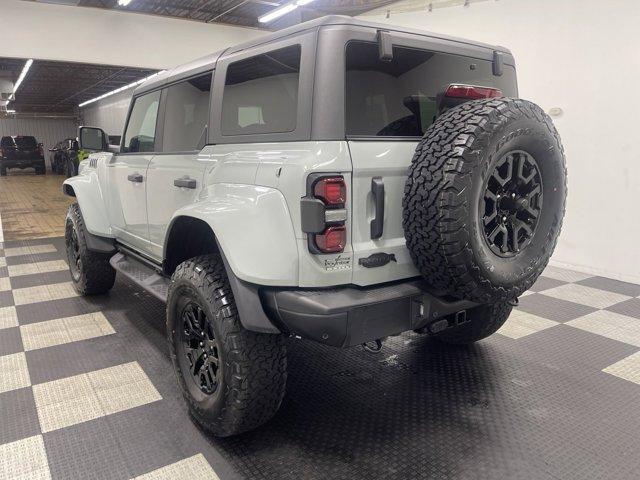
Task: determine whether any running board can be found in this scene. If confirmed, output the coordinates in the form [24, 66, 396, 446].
[109, 252, 169, 302]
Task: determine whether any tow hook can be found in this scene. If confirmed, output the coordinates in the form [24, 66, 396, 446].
[362, 339, 383, 353]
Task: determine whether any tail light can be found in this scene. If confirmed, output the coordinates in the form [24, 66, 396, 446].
[445, 84, 503, 100]
[301, 174, 348, 254]
[313, 177, 346, 206]
[315, 225, 346, 253]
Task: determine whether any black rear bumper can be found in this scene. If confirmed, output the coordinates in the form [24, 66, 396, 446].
[1, 157, 44, 168]
[261, 280, 477, 347]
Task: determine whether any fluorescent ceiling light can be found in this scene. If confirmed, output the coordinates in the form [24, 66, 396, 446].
[259, 3, 298, 23]
[118, 0, 133, 5]
[13, 59, 33, 96]
[78, 70, 165, 108]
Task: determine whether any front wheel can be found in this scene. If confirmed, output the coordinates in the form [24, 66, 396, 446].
[167, 255, 287, 437]
[65, 203, 116, 294]
[434, 302, 513, 345]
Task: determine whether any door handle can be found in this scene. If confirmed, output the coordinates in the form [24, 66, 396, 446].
[127, 173, 143, 183]
[174, 177, 197, 189]
[370, 176, 384, 239]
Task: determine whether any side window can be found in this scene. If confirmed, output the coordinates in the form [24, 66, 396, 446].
[222, 45, 301, 136]
[122, 90, 161, 153]
[162, 73, 212, 152]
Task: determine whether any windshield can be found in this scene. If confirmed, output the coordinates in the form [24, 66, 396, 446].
[345, 41, 517, 137]
[14, 136, 38, 149]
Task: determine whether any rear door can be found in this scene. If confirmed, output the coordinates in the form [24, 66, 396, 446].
[346, 38, 518, 286]
[107, 89, 161, 253]
[145, 72, 213, 260]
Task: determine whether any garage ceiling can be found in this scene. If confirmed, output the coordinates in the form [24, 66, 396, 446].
[28, 0, 396, 28]
[0, 58, 157, 115]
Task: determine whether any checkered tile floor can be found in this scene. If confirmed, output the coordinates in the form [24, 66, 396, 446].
[1, 237, 640, 479]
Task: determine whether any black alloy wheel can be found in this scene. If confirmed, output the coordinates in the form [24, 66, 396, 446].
[66, 224, 82, 282]
[178, 300, 221, 396]
[481, 150, 543, 257]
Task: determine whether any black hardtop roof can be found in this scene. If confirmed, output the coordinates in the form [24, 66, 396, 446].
[134, 15, 512, 96]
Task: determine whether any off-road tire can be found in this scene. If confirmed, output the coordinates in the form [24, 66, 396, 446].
[403, 98, 567, 303]
[65, 203, 116, 294]
[435, 302, 512, 345]
[167, 255, 287, 437]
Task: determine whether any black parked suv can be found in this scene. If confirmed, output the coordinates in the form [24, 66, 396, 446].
[0, 135, 46, 175]
[49, 138, 80, 177]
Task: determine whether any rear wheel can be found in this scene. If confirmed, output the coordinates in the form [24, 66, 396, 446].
[435, 302, 513, 345]
[167, 255, 287, 437]
[65, 203, 116, 294]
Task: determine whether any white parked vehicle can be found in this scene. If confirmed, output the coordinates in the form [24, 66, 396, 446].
[63, 16, 566, 437]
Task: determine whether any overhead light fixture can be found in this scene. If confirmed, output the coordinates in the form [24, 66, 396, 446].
[13, 59, 33, 97]
[118, 0, 133, 5]
[78, 70, 165, 108]
[259, 3, 298, 23]
[259, 0, 315, 23]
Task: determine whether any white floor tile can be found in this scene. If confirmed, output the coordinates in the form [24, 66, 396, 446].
[603, 351, 640, 385]
[0, 257, 6, 267]
[0, 306, 18, 330]
[0, 276, 10, 292]
[0, 352, 31, 394]
[20, 312, 115, 351]
[567, 310, 640, 347]
[498, 309, 559, 339]
[3, 244, 57, 258]
[540, 265, 593, 283]
[0, 435, 51, 480]
[12, 282, 79, 306]
[540, 283, 630, 309]
[132, 454, 220, 480]
[33, 362, 162, 433]
[7, 259, 68, 277]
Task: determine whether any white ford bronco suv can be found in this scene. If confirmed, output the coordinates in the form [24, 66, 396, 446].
[63, 16, 566, 437]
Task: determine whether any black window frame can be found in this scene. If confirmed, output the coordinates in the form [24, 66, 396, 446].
[157, 71, 214, 154]
[120, 89, 163, 155]
[211, 31, 316, 145]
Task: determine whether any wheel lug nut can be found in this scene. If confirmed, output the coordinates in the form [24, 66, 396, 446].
[199, 342, 203, 347]
[511, 193, 516, 198]
[502, 216, 507, 222]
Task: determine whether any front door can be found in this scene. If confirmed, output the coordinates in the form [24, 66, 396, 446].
[145, 72, 212, 260]
[107, 89, 161, 254]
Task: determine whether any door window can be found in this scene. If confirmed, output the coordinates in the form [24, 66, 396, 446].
[162, 73, 212, 152]
[122, 90, 161, 153]
[221, 45, 301, 136]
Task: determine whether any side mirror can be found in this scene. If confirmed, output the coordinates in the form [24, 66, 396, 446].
[78, 126, 107, 152]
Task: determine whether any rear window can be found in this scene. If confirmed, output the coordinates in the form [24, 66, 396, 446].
[222, 45, 301, 136]
[345, 41, 517, 137]
[14, 136, 38, 149]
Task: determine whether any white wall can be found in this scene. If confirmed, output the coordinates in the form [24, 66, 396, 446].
[1, 0, 266, 70]
[363, 0, 640, 283]
[0, 116, 78, 171]
[81, 90, 132, 138]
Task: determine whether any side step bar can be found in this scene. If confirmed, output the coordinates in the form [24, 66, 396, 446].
[109, 252, 170, 302]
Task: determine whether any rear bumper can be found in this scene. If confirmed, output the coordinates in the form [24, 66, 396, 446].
[1, 157, 44, 168]
[261, 279, 478, 347]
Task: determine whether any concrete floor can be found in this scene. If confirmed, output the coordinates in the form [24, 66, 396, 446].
[1, 174, 640, 480]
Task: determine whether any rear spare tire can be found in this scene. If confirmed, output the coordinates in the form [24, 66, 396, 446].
[403, 98, 566, 303]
